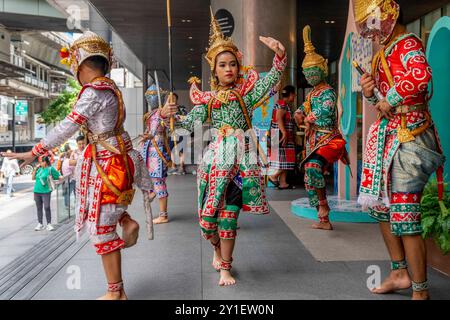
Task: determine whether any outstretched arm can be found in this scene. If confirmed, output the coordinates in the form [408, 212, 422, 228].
[1, 87, 103, 166]
[246, 37, 287, 110]
[38, 88, 103, 152]
[160, 100, 208, 133]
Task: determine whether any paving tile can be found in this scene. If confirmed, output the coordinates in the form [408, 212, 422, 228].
[13, 175, 448, 300]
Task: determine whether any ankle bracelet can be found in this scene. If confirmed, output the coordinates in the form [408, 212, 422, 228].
[108, 281, 124, 292]
[159, 212, 168, 218]
[220, 258, 233, 271]
[412, 280, 428, 292]
[391, 260, 407, 270]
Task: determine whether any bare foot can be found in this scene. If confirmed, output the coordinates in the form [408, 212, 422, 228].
[153, 216, 169, 224]
[121, 216, 139, 248]
[312, 204, 333, 230]
[212, 249, 222, 272]
[97, 290, 128, 300]
[219, 270, 236, 286]
[412, 290, 430, 300]
[371, 270, 411, 294]
[312, 221, 333, 230]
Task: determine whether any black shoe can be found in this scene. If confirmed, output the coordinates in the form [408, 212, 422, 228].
[268, 177, 280, 187]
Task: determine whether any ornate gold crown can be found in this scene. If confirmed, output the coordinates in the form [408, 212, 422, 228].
[353, 0, 399, 23]
[205, 8, 239, 71]
[302, 25, 328, 74]
[60, 31, 112, 83]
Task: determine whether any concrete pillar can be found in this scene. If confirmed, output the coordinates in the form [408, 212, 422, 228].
[122, 87, 144, 139]
[211, 0, 297, 86]
[88, 4, 111, 43]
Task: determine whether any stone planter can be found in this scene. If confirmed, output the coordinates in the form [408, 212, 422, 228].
[426, 238, 450, 276]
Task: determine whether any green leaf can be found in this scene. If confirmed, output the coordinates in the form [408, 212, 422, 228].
[421, 178, 450, 255]
[40, 78, 80, 125]
[439, 200, 449, 217]
[437, 232, 450, 255]
[421, 216, 436, 235]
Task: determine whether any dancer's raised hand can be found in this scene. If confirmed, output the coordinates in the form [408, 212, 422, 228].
[259, 36, 285, 58]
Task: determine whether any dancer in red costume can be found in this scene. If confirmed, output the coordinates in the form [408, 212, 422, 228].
[354, 0, 445, 300]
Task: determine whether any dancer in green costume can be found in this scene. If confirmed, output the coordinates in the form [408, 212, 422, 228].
[161, 11, 287, 286]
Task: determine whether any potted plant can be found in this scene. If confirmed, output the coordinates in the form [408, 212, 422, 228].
[421, 178, 450, 276]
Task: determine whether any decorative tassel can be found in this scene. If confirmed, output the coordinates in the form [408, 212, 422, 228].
[143, 191, 154, 240]
[59, 46, 70, 58]
[357, 194, 382, 209]
[188, 76, 201, 85]
[60, 58, 70, 65]
[59, 47, 71, 66]
[397, 114, 415, 143]
[382, 196, 391, 208]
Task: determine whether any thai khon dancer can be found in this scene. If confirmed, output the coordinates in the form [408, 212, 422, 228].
[2, 32, 154, 300]
[294, 25, 348, 231]
[161, 11, 287, 286]
[354, 0, 445, 299]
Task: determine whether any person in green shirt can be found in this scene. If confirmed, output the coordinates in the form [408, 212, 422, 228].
[32, 155, 61, 231]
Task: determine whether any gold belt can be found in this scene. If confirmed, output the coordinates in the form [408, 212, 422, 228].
[218, 125, 236, 137]
[397, 108, 431, 143]
[393, 104, 427, 114]
[88, 127, 125, 143]
[87, 127, 127, 155]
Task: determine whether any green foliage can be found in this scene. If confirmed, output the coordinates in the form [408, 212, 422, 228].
[421, 178, 450, 255]
[39, 78, 81, 125]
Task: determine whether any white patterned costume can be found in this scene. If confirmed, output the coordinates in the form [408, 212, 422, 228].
[32, 32, 153, 255]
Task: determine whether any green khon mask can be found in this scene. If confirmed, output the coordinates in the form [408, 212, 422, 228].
[303, 66, 325, 87]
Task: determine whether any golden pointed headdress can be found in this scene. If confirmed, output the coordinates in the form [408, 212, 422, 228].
[60, 31, 112, 83]
[353, 0, 399, 24]
[302, 25, 328, 74]
[205, 7, 239, 71]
